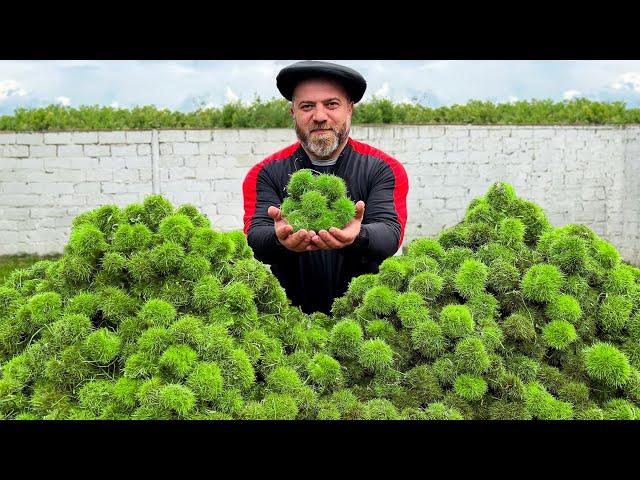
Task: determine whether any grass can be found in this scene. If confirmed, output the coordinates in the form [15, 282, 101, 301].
[0, 254, 60, 284]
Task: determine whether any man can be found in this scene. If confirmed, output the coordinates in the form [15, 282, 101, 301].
[242, 60, 409, 315]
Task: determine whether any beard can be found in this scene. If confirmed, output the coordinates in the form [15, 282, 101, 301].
[295, 121, 349, 160]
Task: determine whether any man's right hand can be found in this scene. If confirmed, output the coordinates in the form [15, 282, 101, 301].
[268, 206, 316, 253]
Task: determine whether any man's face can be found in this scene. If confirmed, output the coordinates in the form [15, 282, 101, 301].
[291, 77, 354, 160]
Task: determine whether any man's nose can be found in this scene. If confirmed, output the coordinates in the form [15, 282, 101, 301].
[312, 104, 329, 123]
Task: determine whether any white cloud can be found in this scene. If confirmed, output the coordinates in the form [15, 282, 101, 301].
[168, 63, 198, 75]
[610, 72, 640, 92]
[55, 96, 71, 106]
[508, 96, 519, 104]
[418, 61, 451, 72]
[375, 82, 390, 98]
[563, 89, 582, 100]
[225, 86, 239, 102]
[0, 80, 27, 101]
[110, 101, 120, 108]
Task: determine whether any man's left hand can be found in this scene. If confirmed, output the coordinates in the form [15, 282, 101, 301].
[307, 201, 365, 251]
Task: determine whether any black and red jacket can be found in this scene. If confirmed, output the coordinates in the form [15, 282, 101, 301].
[242, 137, 409, 315]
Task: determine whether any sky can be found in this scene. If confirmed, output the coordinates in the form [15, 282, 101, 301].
[1, 60, 640, 114]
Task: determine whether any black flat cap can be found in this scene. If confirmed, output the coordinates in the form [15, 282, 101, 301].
[276, 60, 367, 103]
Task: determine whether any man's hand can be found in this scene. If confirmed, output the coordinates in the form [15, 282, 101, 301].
[307, 200, 365, 251]
[268, 206, 316, 253]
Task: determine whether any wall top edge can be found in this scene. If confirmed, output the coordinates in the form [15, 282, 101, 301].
[1, 125, 640, 134]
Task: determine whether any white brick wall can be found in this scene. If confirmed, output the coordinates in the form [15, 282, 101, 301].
[0, 126, 638, 266]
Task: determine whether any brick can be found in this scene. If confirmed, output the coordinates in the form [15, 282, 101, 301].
[25, 228, 66, 242]
[93, 193, 142, 206]
[444, 126, 470, 138]
[70, 158, 100, 169]
[125, 131, 152, 143]
[195, 167, 226, 179]
[350, 126, 368, 140]
[198, 142, 225, 155]
[2, 208, 30, 220]
[125, 183, 153, 194]
[212, 130, 239, 142]
[99, 131, 127, 144]
[225, 143, 253, 155]
[44, 158, 73, 171]
[212, 215, 242, 229]
[71, 132, 99, 143]
[186, 130, 212, 142]
[0, 145, 29, 157]
[112, 168, 141, 182]
[183, 155, 210, 168]
[44, 132, 73, 144]
[101, 182, 128, 194]
[84, 145, 111, 157]
[1, 194, 39, 206]
[22, 218, 57, 229]
[220, 166, 249, 179]
[395, 126, 420, 139]
[7, 158, 44, 169]
[99, 158, 126, 169]
[74, 182, 102, 194]
[85, 169, 114, 181]
[40, 182, 77, 194]
[533, 128, 555, 138]
[238, 129, 268, 142]
[232, 155, 258, 168]
[0, 133, 17, 144]
[201, 191, 234, 203]
[212, 156, 236, 168]
[252, 142, 290, 155]
[167, 167, 196, 180]
[53, 216, 73, 228]
[0, 220, 19, 230]
[111, 144, 138, 157]
[30, 145, 57, 157]
[173, 142, 199, 155]
[418, 126, 445, 138]
[264, 129, 296, 142]
[158, 130, 185, 142]
[125, 157, 151, 169]
[1, 231, 22, 244]
[57, 145, 84, 157]
[139, 169, 152, 182]
[502, 137, 521, 152]
[159, 143, 173, 155]
[16, 133, 44, 144]
[213, 179, 242, 193]
[367, 127, 395, 140]
[469, 128, 489, 139]
[0, 182, 29, 194]
[431, 137, 456, 152]
[137, 144, 152, 155]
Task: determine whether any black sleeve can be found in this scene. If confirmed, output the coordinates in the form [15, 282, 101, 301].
[244, 167, 294, 265]
[346, 161, 408, 259]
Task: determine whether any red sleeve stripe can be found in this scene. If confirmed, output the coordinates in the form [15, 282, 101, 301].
[242, 141, 300, 235]
[347, 137, 409, 248]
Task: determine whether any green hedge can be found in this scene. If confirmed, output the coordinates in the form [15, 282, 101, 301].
[1, 98, 639, 131]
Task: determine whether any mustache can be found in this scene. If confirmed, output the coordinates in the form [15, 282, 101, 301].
[310, 125, 336, 132]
